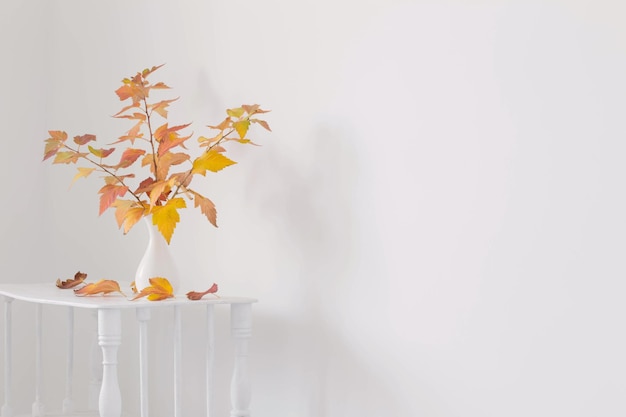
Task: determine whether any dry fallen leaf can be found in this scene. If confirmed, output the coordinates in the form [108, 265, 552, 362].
[130, 281, 138, 294]
[186, 283, 219, 300]
[132, 277, 174, 301]
[74, 279, 125, 297]
[56, 271, 88, 289]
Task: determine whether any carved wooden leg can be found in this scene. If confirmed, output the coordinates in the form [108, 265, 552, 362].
[32, 304, 44, 417]
[98, 309, 122, 417]
[230, 303, 252, 417]
[136, 308, 151, 417]
[1, 297, 12, 417]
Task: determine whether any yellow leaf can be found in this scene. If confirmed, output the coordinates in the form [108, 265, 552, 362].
[131, 277, 175, 301]
[191, 150, 236, 176]
[226, 107, 245, 118]
[151, 197, 186, 244]
[233, 120, 250, 139]
[71, 167, 96, 185]
[54, 151, 82, 164]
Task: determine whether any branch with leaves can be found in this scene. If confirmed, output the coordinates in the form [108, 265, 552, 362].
[43, 64, 271, 243]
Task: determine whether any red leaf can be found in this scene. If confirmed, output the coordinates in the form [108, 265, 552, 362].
[73, 134, 96, 145]
[56, 271, 88, 289]
[115, 148, 146, 169]
[186, 283, 218, 300]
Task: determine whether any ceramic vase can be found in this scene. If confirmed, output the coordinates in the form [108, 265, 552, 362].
[135, 216, 180, 292]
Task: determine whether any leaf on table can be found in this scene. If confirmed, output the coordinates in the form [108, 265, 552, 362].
[56, 271, 88, 289]
[186, 283, 218, 300]
[130, 281, 138, 294]
[74, 279, 125, 297]
[131, 277, 174, 301]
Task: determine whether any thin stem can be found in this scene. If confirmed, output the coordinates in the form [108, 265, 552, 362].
[61, 144, 144, 204]
[143, 98, 159, 181]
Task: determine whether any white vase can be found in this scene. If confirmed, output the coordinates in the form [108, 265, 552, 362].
[135, 217, 180, 293]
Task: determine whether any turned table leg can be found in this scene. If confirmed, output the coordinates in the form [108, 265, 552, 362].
[98, 309, 122, 417]
[230, 303, 252, 417]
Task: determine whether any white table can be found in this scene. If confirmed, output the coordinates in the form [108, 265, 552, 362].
[0, 283, 255, 417]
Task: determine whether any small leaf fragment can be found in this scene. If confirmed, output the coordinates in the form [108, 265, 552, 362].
[56, 271, 88, 289]
[71, 167, 96, 185]
[186, 283, 218, 300]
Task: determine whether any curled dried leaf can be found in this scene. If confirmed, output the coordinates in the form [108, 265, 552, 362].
[56, 271, 88, 289]
[186, 283, 218, 300]
[74, 279, 125, 297]
[130, 281, 138, 294]
[132, 277, 175, 301]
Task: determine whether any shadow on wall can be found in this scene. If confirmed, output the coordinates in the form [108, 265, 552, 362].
[239, 122, 414, 416]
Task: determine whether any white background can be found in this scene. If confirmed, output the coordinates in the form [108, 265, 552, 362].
[1, 0, 625, 416]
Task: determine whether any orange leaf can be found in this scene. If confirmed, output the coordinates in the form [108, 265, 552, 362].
[56, 271, 87, 289]
[251, 118, 272, 131]
[74, 279, 125, 296]
[114, 148, 146, 169]
[131, 277, 174, 301]
[192, 191, 217, 227]
[148, 180, 170, 207]
[48, 130, 68, 142]
[112, 199, 147, 233]
[151, 197, 186, 244]
[43, 139, 63, 161]
[157, 152, 189, 180]
[241, 104, 260, 114]
[186, 283, 218, 300]
[207, 117, 232, 131]
[150, 98, 178, 118]
[98, 184, 129, 215]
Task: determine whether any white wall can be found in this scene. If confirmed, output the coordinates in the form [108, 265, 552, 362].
[1, 0, 625, 416]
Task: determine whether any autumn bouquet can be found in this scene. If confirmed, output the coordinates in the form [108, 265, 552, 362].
[42, 64, 271, 244]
